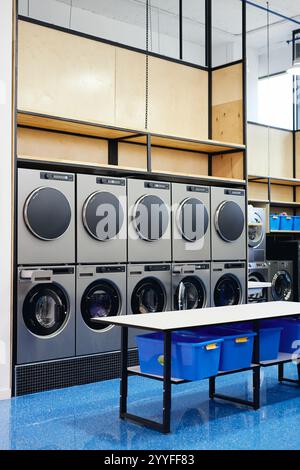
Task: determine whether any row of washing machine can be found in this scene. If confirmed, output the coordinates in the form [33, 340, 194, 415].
[18, 169, 247, 265]
[16, 261, 246, 365]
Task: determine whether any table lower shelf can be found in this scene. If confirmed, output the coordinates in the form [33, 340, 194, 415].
[260, 352, 300, 367]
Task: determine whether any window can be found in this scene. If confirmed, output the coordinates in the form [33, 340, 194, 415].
[257, 73, 294, 130]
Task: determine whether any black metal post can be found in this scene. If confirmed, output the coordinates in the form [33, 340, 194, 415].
[108, 139, 118, 165]
[163, 331, 172, 433]
[209, 376, 216, 398]
[120, 326, 129, 417]
[278, 363, 284, 382]
[253, 368, 260, 410]
[179, 0, 183, 60]
[205, 0, 212, 140]
[147, 133, 152, 173]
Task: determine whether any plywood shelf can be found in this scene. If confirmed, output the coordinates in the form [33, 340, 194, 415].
[270, 231, 300, 234]
[270, 201, 300, 208]
[249, 175, 300, 187]
[248, 198, 269, 204]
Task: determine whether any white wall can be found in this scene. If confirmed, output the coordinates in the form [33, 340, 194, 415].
[0, 0, 14, 400]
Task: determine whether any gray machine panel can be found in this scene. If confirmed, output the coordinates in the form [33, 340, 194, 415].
[127, 179, 171, 262]
[172, 263, 211, 310]
[17, 266, 76, 364]
[76, 265, 126, 356]
[77, 175, 127, 263]
[211, 261, 246, 308]
[248, 207, 266, 263]
[172, 183, 210, 262]
[211, 187, 246, 261]
[18, 169, 75, 265]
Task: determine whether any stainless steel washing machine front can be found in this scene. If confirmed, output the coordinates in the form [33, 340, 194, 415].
[127, 179, 171, 262]
[172, 183, 210, 262]
[76, 264, 126, 356]
[211, 187, 246, 261]
[248, 206, 266, 263]
[18, 169, 75, 265]
[248, 262, 269, 303]
[172, 263, 210, 310]
[268, 260, 294, 302]
[211, 262, 246, 308]
[77, 175, 127, 264]
[17, 266, 76, 364]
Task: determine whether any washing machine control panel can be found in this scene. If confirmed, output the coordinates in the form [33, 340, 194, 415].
[187, 186, 209, 193]
[96, 266, 126, 273]
[40, 172, 73, 182]
[96, 177, 125, 186]
[144, 182, 170, 190]
[145, 265, 170, 272]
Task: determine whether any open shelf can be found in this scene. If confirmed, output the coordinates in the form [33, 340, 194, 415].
[270, 201, 300, 208]
[260, 353, 297, 367]
[248, 198, 269, 204]
[269, 231, 300, 234]
[249, 175, 300, 187]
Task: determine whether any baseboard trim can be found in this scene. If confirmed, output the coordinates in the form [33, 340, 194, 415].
[0, 388, 12, 400]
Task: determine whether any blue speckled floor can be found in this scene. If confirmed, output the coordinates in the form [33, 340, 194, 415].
[1, 363, 300, 450]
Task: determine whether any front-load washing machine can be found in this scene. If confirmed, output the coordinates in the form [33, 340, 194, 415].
[172, 183, 210, 262]
[17, 266, 75, 364]
[211, 262, 246, 307]
[76, 264, 126, 356]
[172, 263, 210, 310]
[77, 175, 127, 264]
[211, 187, 246, 261]
[268, 260, 293, 302]
[127, 179, 171, 262]
[248, 206, 266, 262]
[248, 262, 269, 303]
[18, 169, 75, 265]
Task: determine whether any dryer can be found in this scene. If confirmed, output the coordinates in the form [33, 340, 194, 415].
[76, 264, 126, 356]
[77, 175, 127, 264]
[17, 266, 75, 364]
[172, 183, 210, 262]
[172, 263, 210, 310]
[127, 179, 171, 262]
[248, 262, 269, 303]
[18, 169, 75, 265]
[248, 206, 266, 262]
[211, 187, 246, 261]
[211, 262, 246, 307]
[268, 261, 293, 302]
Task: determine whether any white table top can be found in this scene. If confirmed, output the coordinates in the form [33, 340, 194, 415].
[248, 282, 272, 289]
[94, 301, 300, 332]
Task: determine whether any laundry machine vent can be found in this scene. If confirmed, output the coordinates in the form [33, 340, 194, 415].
[14, 349, 139, 396]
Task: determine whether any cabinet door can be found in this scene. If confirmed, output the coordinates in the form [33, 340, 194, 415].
[18, 21, 116, 126]
[148, 56, 208, 140]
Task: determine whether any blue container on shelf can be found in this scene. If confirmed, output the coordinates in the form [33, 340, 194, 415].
[270, 215, 280, 231]
[181, 327, 256, 371]
[136, 332, 223, 381]
[261, 319, 300, 354]
[279, 215, 293, 231]
[222, 323, 282, 361]
[293, 216, 300, 231]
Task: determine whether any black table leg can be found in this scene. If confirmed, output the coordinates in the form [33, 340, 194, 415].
[209, 377, 216, 399]
[120, 326, 128, 418]
[253, 367, 260, 410]
[278, 363, 284, 382]
[163, 331, 172, 433]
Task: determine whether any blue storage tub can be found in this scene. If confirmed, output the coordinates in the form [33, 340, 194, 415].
[224, 322, 282, 361]
[136, 332, 223, 381]
[181, 327, 256, 371]
[261, 319, 300, 354]
[279, 215, 293, 231]
[293, 216, 300, 231]
[270, 215, 280, 231]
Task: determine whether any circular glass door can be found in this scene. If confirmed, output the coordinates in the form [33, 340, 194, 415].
[82, 191, 124, 241]
[177, 198, 209, 242]
[81, 280, 121, 331]
[248, 212, 263, 248]
[23, 283, 70, 336]
[271, 271, 292, 301]
[174, 276, 206, 310]
[131, 278, 166, 314]
[215, 201, 245, 243]
[24, 187, 71, 241]
[214, 275, 242, 307]
[248, 272, 267, 303]
[133, 195, 169, 241]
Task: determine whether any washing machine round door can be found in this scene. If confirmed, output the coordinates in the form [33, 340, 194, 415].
[24, 187, 71, 240]
[23, 283, 70, 336]
[215, 201, 245, 243]
[81, 280, 121, 331]
[82, 191, 124, 241]
[131, 278, 166, 314]
[248, 272, 267, 303]
[214, 275, 242, 307]
[177, 198, 209, 242]
[271, 271, 292, 301]
[133, 195, 169, 241]
[248, 212, 263, 248]
[174, 277, 206, 310]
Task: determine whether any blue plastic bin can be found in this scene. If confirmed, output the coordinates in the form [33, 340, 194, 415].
[293, 216, 300, 231]
[270, 215, 280, 231]
[181, 327, 256, 371]
[136, 332, 223, 381]
[224, 323, 282, 361]
[261, 319, 300, 354]
[279, 215, 293, 231]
